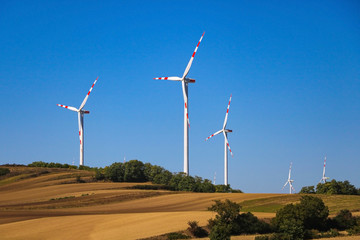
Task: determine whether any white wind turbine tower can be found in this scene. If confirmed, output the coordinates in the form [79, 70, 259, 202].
[57, 77, 98, 166]
[154, 32, 205, 175]
[282, 162, 295, 194]
[319, 156, 330, 183]
[205, 95, 233, 186]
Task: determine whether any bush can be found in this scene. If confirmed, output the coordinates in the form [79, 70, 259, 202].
[255, 236, 270, 240]
[209, 222, 231, 240]
[332, 209, 357, 230]
[272, 196, 329, 239]
[0, 168, 10, 176]
[166, 232, 190, 239]
[187, 221, 208, 238]
[232, 212, 271, 234]
[347, 225, 360, 235]
[299, 186, 315, 194]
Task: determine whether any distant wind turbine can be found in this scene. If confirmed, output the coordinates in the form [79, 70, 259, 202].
[57, 77, 99, 166]
[154, 32, 205, 175]
[319, 156, 330, 183]
[282, 162, 295, 194]
[205, 95, 233, 186]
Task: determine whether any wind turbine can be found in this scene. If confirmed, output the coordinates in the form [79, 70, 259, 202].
[57, 77, 98, 166]
[154, 32, 205, 175]
[319, 156, 330, 183]
[282, 162, 295, 194]
[205, 95, 233, 186]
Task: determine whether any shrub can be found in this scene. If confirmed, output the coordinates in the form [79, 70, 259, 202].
[209, 222, 231, 240]
[272, 196, 329, 239]
[187, 221, 208, 238]
[208, 199, 241, 224]
[255, 236, 269, 240]
[332, 209, 357, 230]
[297, 195, 329, 230]
[299, 186, 315, 194]
[347, 225, 360, 235]
[232, 212, 271, 234]
[166, 232, 190, 239]
[95, 169, 105, 180]
[0, 168, 10, 176]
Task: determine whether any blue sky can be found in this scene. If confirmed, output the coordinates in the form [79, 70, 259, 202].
[0, 1, 359, 193]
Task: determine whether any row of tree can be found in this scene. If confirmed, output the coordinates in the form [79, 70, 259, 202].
[300, 180, 360, 195]
[26, 160, 242, 193]
[95, 160, 242, 193]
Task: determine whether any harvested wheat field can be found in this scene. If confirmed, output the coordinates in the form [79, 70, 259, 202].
[0, 166, 359, 240]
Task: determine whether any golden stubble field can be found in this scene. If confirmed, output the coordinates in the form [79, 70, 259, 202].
[0, 167, 359, 240]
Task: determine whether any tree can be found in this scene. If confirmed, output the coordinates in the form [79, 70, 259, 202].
[316, 179, 358, 195]
[298, 195, 329, 230]
[208, 199, 241, 224]
[123, 160, 146, 182]
[299, 186, 315, 194]
[104, 162, 124, 182]
[152, 169, 172, 185]
[178, 175, 196, 191]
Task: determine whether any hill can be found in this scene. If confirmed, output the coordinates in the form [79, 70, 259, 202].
[0, 166, 359, 240]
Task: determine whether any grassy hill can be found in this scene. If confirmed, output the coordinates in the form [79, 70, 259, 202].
[0, 166, 359, 240]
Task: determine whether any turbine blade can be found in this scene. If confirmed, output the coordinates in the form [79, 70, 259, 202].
[182, 32, 205, 79]
[57, 104, 78, 112]
[205, 129, 223, 141]
[288, 162, 292, 180]
[282, 181, 288, 190]
[223, 94, 232, 129]
[182, 81, 190, 127]
[79, 77, 99, 110]
[290, 183, 296, 193]
[153, 77, 182, 81]
[223, 133, 233, 157]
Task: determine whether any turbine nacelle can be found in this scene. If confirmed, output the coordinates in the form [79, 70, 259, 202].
[224, 129, 232, 133]
[81, 110, 90, 114]
[184, 77, 196, 83]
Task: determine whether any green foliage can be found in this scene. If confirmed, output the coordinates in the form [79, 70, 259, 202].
[105, 162, 125, 182]
[0, 168, 10, 176]
[166, 232, 190, 239]
[152, 169, 172, 185]
[299, 186, 315, 194]
[28, 161, 78, 170]
[208, 199, 269, 238]
[298, 195, 329, 230]
[215, 184, 231, 193]
[316, 179, 358, 195]
[124, 160, 146, 182]
[94, 168, 105, 180]
[332, 209, 357, 230]
[254, 236, 270, 240]
[232, 212, 271, 234]
[208, 199, 241, 224]
[272, 196, 329, 239]
[209, 222, 231, 240]
[187, 221, 208, 238]
[27, 160, 220, 193]
[347, 225, 360, 235]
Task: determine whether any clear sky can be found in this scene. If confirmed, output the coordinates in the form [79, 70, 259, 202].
[0, 1, 359, 193]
